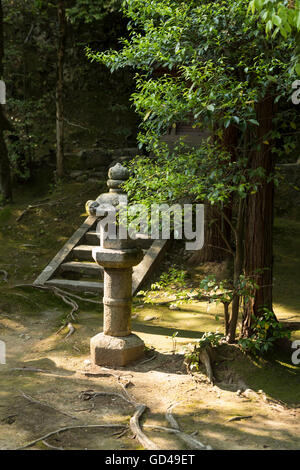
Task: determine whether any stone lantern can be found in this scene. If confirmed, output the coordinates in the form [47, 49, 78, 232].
[87, 163, 145, 367]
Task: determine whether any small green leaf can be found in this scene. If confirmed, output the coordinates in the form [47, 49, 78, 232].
[143, 110, 151, 121]
[272, 14, 282, 27]
[266, 19, 273, 34]
[249, 119, 259, 126]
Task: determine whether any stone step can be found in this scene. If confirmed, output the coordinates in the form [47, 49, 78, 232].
[45, 278, 103, 293]
[85, 231, 153, 249]
[85, 231, 101, 245]
[34, 215, 97, 286]
[135, 234, 154, 250]
[72, 245, 95, 261]
[72, 244, 148, 262]
[60, 261, 103, 277]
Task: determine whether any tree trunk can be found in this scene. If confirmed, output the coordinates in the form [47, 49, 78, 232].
[187, 204, 231, 264]
[242, 95, 275, 337]
[227, 198, 245, 343]
[0, 127, 12, 202]
[56, 0, 66, 179]
[0, 0, 12, 203]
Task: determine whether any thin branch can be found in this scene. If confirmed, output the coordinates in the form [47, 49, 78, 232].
[215, 223, 235, 257]
[219, 209, 237, 238]
[207, 244, 234, 255]
[63, 117, 90, 131]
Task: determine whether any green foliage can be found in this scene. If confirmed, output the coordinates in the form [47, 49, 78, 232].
[90, 0, 298, 212]
[139, 267, 190, 305]
[248, 0, 300, 73]
[66, 0, 121, 23]
[196, 273, 258, 312]
[122, 139, 272, 215]
[90, 0, 300, 345]
[239, 307, 291, 355]
[150, 267, 187, 291]
[2, 0, 136, 184]
[185, 331, 223, 370]
[196, 331, 224, 349]
[199, 275, 233, 305]
[91, 0, 294, 139]
[249, 0, 300, 35]
[6, 96, 52, 180]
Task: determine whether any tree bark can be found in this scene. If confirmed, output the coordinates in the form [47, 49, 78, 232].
[0, 0, 12, 203]
[242, 95, 275, 337]
[187, 204, 231, 264]
[227, 198, 245, 343]
[56, 0, 66, 179]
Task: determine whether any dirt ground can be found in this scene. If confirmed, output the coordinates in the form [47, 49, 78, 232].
[0, 302, 299, 451]
[0, 181, 299, 450]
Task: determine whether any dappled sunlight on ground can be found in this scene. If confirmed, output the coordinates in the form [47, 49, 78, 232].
[0, 183, 299, 449]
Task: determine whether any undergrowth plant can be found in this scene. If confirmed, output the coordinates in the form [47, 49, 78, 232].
[184, 331, 224, 371]
[238, 307, 291, 355]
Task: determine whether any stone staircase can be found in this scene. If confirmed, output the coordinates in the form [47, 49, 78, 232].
[34, 215, 168, 295]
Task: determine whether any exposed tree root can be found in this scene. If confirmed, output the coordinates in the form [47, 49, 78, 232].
[164, 402, 212, 450]
[10, 367, 51, 373]
[64, 322, 75, 339]
[13, 284, 101, 305]
[79, 390, 134, 407]
[165, 403, 180, 430]
[42, 440, 64, 450]
[144, 425, 210, 450]
[14, 384, 213, 451]
[79, 389, 159, 450]
[130, 404, 160, 450]
[12, 284, 79, 332]
[12, 284, 103, 336]
[15, 424, 127, 450]
[19, 390, 77, 420]
[139, 355, 157, 365]
[53, 289, 102, 305]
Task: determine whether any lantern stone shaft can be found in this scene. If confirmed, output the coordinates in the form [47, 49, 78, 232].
[87, 163, 145, 367]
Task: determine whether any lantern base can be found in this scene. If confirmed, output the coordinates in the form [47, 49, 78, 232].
[90, 332, 144, 367]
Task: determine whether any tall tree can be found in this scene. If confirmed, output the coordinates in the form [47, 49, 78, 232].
[56, 0, 67, 180]
[242, 95, 275, 336]
[0, 0, 13, 203]
[91, 0, 297, 341]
